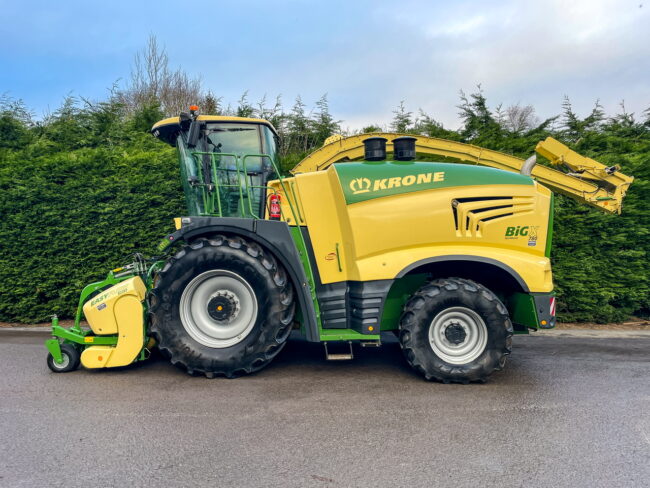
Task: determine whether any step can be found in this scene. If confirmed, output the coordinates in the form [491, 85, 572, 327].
[323, 341, 354, 361]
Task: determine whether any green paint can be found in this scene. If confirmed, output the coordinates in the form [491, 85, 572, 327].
[545, 192, 554, 258]
[319, 330, 381, 341]
[51, 325, 119, 345]
[157, 237, 172, 252]
[380, 274, 428, 331]
[185, 151, 276, 219]
[288, 226, 322, 332]
[334, 161, 533, 204]
[45, 338, 63, 363]
[335, 242, 342, 272]
[508, 292, 538, 329]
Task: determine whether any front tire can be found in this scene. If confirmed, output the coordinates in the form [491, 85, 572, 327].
[46, 343, 80, 373]
[399, 278, 513, 383]
[149, 236, 295, 378]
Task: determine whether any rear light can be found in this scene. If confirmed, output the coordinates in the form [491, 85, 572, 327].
[269, 194, 281, 220]
[550, 296, 556, 317]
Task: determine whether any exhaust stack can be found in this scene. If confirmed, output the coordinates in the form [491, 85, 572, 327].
[363, 137, 387, 161]
[393, 137, 417, 161]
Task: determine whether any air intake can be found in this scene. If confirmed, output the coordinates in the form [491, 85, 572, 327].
[451, 196, 535, 237]
[393, 136, 417, 161]
[363, 137, 387, 161]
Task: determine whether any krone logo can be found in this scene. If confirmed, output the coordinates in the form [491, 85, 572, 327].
[349, 177, 371, 194]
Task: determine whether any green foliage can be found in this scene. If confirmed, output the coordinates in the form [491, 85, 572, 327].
[132, 100, 164, 133]
[0, 89, 647, 323]
[451, 91, 649, 322]
[361, 125, 382, 134]
[551, 143, 649, 322]
[0, 95, 34, 150]
[390, 101, 413, 133]
[0, 100, 183, 322]
[201, 91, 222, 116]
[311, 95, 340, 146]
[458, 87, 505, 144]
[235, 91, 255, 118]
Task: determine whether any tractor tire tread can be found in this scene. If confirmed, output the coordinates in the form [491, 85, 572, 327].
[148, 235, 295, 378]
[399, 277, 513, 383]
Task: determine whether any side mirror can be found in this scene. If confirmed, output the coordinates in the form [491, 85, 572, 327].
[179, 112, 191, 130]
[187, 120, 203, 148]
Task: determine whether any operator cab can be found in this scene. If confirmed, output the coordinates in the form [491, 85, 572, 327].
[152, 111, 279, 218]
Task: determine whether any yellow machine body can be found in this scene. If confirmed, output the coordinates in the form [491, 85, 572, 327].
[270, 163, 553, 293]
[80, 276, 147, 368]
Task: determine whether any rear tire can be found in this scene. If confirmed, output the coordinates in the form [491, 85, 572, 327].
[399, 278, 513, 383]
[149, 235, 295, 378]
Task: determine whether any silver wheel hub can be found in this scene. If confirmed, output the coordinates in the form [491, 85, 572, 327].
[55, 353, 70, 369]
[180, 270, 258, 348]
[428, 307, 488, 365]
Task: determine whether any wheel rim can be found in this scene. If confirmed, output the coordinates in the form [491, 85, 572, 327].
[54, 353, 70, 370]
[428, 307, 488, 365]
[180, 270, 258, 348]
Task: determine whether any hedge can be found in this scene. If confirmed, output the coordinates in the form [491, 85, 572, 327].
[0, 99, 647, 323]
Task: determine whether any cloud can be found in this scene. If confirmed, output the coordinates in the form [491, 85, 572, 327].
[1, 0, 648, 128]
[345, 0, 650, 128]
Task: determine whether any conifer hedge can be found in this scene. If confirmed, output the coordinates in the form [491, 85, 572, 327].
[0, 94, 647, 323]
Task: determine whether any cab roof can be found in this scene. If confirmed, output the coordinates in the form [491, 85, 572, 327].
[151, 115, 279, 146]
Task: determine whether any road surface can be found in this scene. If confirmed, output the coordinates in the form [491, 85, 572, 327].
[0, 330, 648, 487]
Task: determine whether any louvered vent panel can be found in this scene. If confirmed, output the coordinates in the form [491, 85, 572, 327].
[451, 196, 534, 237]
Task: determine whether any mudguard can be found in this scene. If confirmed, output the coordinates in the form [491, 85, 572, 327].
[161, 217, 320, 342]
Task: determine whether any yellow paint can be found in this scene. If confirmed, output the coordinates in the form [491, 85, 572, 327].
[535, 137, 633, 214]
[270, 167, 353, 281]
[152, 115, 278, 136]
[291, 134, 632, 214]
[269, 168, 553, 292]
[81, 346, 113, 368]
[80, 276, 147, 369]
[106, 294, 145, 367]
[174, 217, 182, 230]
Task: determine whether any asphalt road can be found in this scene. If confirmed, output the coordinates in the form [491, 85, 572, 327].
[0, 330, 648, 488]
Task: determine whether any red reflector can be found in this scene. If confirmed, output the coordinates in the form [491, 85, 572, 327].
[269, 194, 281, 220]
[550, 297, 556, 316]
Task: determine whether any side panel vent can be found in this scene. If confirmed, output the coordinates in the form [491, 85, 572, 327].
[348, 281, 393, 335]
[318, 282, 348, 329]
[451, 196, 534, 237]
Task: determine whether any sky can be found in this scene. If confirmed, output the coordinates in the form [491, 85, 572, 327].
[1, 0, 648, 130]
